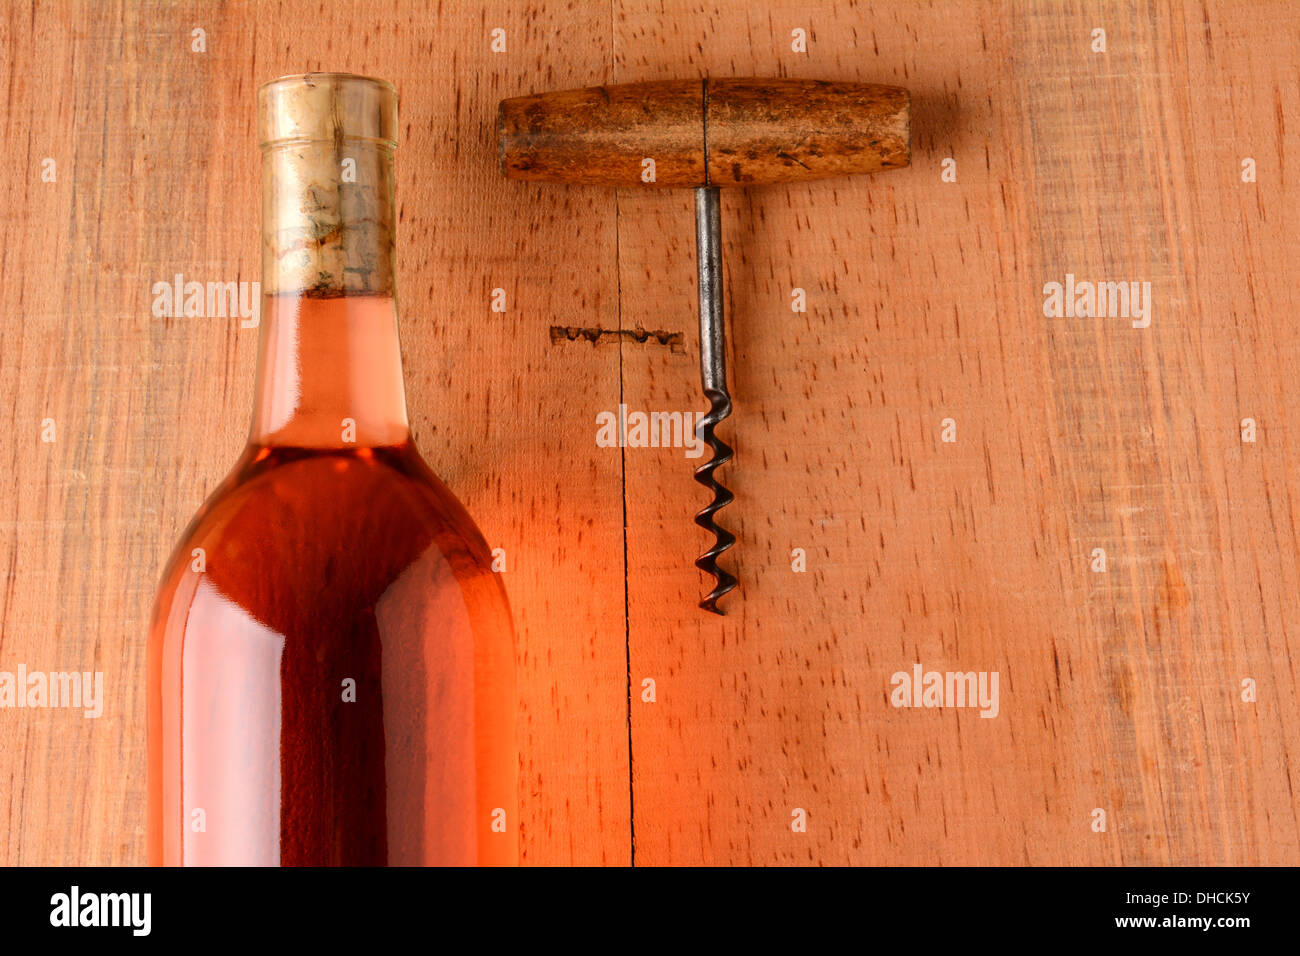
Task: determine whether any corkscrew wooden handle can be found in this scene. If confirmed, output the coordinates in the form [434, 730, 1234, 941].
[498, 77, 910, 188]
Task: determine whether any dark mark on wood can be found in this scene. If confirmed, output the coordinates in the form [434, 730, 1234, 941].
[549, 326, 685, 350]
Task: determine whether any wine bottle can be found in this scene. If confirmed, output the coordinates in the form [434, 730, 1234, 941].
[147, 73, 517, 866]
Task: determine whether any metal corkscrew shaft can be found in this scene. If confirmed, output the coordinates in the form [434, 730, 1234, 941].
[693, 187, 738, 612]
[498, 77, 911, 613]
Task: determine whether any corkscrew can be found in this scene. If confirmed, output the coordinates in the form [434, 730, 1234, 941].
[498, 78, 911, 612]
[691, 186, 737, 611]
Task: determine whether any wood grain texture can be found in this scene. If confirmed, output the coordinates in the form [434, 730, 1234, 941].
[706, 78, 910, 185]
[0, 0, 631, 866]
[614, 0, 1300, 865]
[498, 77, 909, 186]
[499, 79, 706, 186]
[1, 0, 1298, 867]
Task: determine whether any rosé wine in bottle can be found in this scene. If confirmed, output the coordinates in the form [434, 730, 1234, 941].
[147, 73, 517, 866]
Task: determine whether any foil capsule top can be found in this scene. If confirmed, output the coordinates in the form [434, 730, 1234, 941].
[258, 73, 398, 148]
[257, 73, 399, 296]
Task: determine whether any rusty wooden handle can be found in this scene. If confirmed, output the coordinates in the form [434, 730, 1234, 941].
[498, 77, 910, 188]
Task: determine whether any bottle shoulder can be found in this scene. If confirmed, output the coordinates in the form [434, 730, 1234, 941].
[177, 443, 483, 547]
[152, 443, 507, 635]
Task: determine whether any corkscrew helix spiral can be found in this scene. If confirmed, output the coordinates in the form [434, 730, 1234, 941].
[694, 386, 738, 613]
[693, 187, 738, 613]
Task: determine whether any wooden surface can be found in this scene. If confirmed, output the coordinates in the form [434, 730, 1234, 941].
[1, 0, 1297, 866]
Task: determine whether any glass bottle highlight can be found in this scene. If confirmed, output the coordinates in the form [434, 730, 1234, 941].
[147, 74, 517, 865]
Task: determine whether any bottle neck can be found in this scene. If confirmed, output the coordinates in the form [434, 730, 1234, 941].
[249, 292, 409, 449]
[251, 140, 407, 449]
